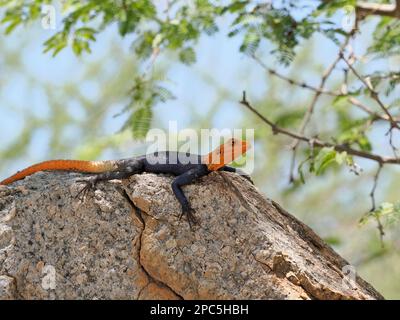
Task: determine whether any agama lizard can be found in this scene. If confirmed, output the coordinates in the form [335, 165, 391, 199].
[0, 138, 251, 225]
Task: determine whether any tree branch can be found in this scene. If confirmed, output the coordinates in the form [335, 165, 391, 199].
[254, 55, 400, 127]
[323, 0, 400, 19]
[348, 97, 400, 123]
[342, 55, 400, 130]
[356, 1, 400, 19]
[240, 91, 393, 246]
[252, 55, 342, 97]
[239, 91, 400, 165]
[368, 164, 385, 246]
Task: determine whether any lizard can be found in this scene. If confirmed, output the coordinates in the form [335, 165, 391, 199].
[0, 138, 252, 226]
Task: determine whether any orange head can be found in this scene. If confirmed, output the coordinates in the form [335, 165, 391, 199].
[202, 138, 251, 171]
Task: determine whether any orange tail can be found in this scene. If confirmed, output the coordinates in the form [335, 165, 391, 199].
[0, 160, 117, 185]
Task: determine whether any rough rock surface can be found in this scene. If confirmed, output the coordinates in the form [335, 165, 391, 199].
[0, 171, 383, 299]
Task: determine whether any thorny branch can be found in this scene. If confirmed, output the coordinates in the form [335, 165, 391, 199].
[239, 92, 400, 165]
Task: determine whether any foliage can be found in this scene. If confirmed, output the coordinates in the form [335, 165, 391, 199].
[1, 0, 399, 144]
[297, 147, 356, 184]
[119, 76, 175, 139]
[360, 202, 400, 229]
[369, 18, 400, 59]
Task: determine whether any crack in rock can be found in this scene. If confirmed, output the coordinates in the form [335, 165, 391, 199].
[123, 188, 182, 300]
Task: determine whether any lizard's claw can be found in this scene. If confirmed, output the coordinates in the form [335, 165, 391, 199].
[233, 169, 254, 185]
[75, 177, 97, 200]
[179, 204, 198, 229]
[241, 174, 254, 185]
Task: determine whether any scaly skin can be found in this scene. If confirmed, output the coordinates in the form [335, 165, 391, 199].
[0, 160, 118, 185]
[0, 138, 251, 226]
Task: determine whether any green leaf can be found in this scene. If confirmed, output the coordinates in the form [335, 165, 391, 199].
[75, 27, 97, 41]
[368, 18, 400, 59]
[129, 106, 153, 139]
[118, 16, 138, 36]
[154, 86, 176, 103]
[240, 29, 260, 55]
[360, 202, 400, 228]
[335, 151, 347, 165]
[332, 94, 349, 107]
[5, 20, 19, 34]
[315, 147, 337, 175]
[223, 1, 249, 14]
[179, 47, 196, 65]
[72, 39, 82, 55]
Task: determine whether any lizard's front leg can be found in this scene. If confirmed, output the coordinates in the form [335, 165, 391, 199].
[171, 167, 208, 228]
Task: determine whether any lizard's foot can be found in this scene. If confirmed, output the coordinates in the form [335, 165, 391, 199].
[234, 169, 254, 185]
[75, 177, 98, 200]
[240, 174, 254, 185]
[179, 204, 198, 229]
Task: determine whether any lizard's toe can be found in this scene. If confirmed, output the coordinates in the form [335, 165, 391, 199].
[241, 174, 254, 185]
[75, 177, 97, 200]
[180, 205, 198, 229]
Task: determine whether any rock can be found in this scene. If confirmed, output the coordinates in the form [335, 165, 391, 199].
[0, 275, 16, 299]
[0, 171, 383, 299]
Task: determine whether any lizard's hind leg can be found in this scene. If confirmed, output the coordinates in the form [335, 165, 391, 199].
[75, 160, 144, 200]
[75, 171, 124, 200]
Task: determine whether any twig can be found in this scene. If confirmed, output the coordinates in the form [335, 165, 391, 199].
[322, 0, 400, 19]
[342, 55, 400, 130]
[343, 54, 400, 159]
[369, 164, 382, 212]
[369, 72, 400, 81]
[288, 33, 353, 182]
[240, 92, 399, 246]
[368, 164, 385, 246]
[388, 128, 399, 158]
[239, 91, 400, 165]
[348, 97, 400, 123]
[252, 55, 342, 97]
[376, 216, 385, 248]
[356, 1, 400, 19]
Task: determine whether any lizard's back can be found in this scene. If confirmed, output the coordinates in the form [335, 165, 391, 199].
[140, 151, 206, 175]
